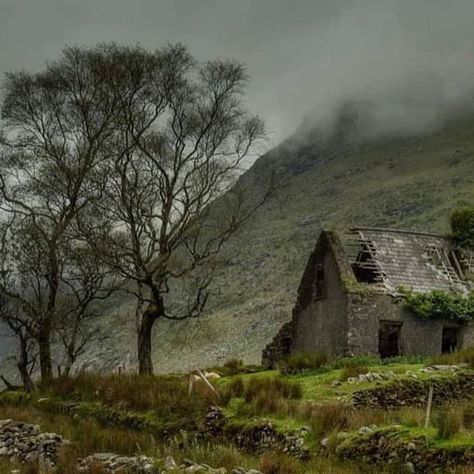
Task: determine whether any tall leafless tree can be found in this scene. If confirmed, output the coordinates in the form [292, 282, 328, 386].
[87, 44, 266, 374]
[0, 44, 135, 379]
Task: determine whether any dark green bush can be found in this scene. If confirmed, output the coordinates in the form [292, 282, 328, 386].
[450, 207, 474, 250]
[279, 351, 328, 375]
[402, 289, 474, 322]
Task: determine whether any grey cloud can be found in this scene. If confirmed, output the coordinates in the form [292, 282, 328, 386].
[2, 0, 474, 146]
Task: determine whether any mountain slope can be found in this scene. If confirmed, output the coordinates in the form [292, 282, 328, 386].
[2, 115, 474, 379]
[146, 116, 474, 372]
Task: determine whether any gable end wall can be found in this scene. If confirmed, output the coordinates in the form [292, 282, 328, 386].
[292, 249, 349, 357]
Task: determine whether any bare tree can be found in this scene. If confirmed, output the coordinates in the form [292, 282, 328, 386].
[88, 44, 266, 374]
[0, 217, 43, 391]
[55, 240, 118, 375]
[0, 44, 139, 379]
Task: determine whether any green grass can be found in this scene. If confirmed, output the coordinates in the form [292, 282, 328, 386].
[2, 362, 474, 473]
[219, 362, 426, 402]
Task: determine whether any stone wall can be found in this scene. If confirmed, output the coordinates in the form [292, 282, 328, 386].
[347, 293, 474, 357]
[261, 321, 293, 368]
[292, 250, 348, 357]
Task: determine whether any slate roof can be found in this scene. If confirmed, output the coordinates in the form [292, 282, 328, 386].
[349, 227, 471, 295]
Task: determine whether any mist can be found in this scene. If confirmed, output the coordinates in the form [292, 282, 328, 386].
[271, 0, 474, 141]
[3, 0, 474, 144]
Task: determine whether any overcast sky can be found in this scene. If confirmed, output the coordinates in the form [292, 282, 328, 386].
[3, 0, 474, 148]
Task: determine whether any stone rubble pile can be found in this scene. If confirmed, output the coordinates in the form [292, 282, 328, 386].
[417, 364, 467, 374]
[341, 364, 467, 385]
[0, 419, 68, 467]
[78, 453, 155, 473]
[163, 457, 263, 474]
[205, 406, 227, 436]
[78, 453, 264, 474]
[346, 371, 395, 384]
[205, 406, 309, 459]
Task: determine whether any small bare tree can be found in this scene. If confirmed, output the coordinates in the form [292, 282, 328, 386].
[0, 44, 139, 379]
[55, 241, 118, 375]
[88, 44, 266, 374]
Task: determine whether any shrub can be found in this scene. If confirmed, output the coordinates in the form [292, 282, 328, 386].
[327, 355, 380, 369]
[450, 207, 474, 250]
[402, 289, 474, 323]
[242, 377, 302, 415]
[435, 408, 462, 439]
[279, 351, 328, 375]
[309, 402, 353, 439]
[258, 451, 301, 474]
[245, 377, 302, 403]
[219, 377, 245, 405]
[431, 346, 474, 368]
[210, 359, 245, 376]
[222, 359, 245, 375]
[339, 365, 369, 382]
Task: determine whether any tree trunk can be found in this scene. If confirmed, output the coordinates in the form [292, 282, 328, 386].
[17, 340, 34, 393]
[137, 306, 158, 375]
[38, 324, 53, 380]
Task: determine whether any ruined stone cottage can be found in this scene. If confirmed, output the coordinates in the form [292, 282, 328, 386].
[263, 227, 474, 366]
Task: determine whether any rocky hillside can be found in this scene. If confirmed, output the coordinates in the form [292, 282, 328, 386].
[141, 113, 474, 372]
[2, 112, 474, 378]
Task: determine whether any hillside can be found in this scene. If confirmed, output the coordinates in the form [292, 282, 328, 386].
[144, 114, 474, 372]
[2, 113, 474, 379]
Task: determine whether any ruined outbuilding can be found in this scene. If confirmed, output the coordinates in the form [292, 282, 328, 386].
[263, 227, 474, 366]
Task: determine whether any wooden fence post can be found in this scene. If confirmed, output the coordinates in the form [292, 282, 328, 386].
[425, 384, 434, 428]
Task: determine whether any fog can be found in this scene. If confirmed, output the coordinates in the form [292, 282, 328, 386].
[2, 0, 474, 146]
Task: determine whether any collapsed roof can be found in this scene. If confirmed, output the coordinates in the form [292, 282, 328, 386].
[347, 227, 473, 295]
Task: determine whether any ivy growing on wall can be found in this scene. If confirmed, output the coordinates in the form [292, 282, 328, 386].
[401, 288, 474, 322]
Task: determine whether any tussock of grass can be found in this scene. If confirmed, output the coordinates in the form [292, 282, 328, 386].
[463, 401, 474, 429]
[306, 402, 353, 439]
[339, 365, 369, 382]
[258, 451, 300, 474]
[241, 377, 302, 415]
[431, 346, 474, 368]
[278, 352, 328, 375]
[435, 408, 463, 439]
[220, 377, 245, 405]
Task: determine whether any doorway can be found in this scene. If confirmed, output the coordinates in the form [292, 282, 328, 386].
[442, 327, 459, 354]
[378, 322, 402, 358]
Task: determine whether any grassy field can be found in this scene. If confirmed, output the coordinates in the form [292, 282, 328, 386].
[1, 350, 474, 473]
